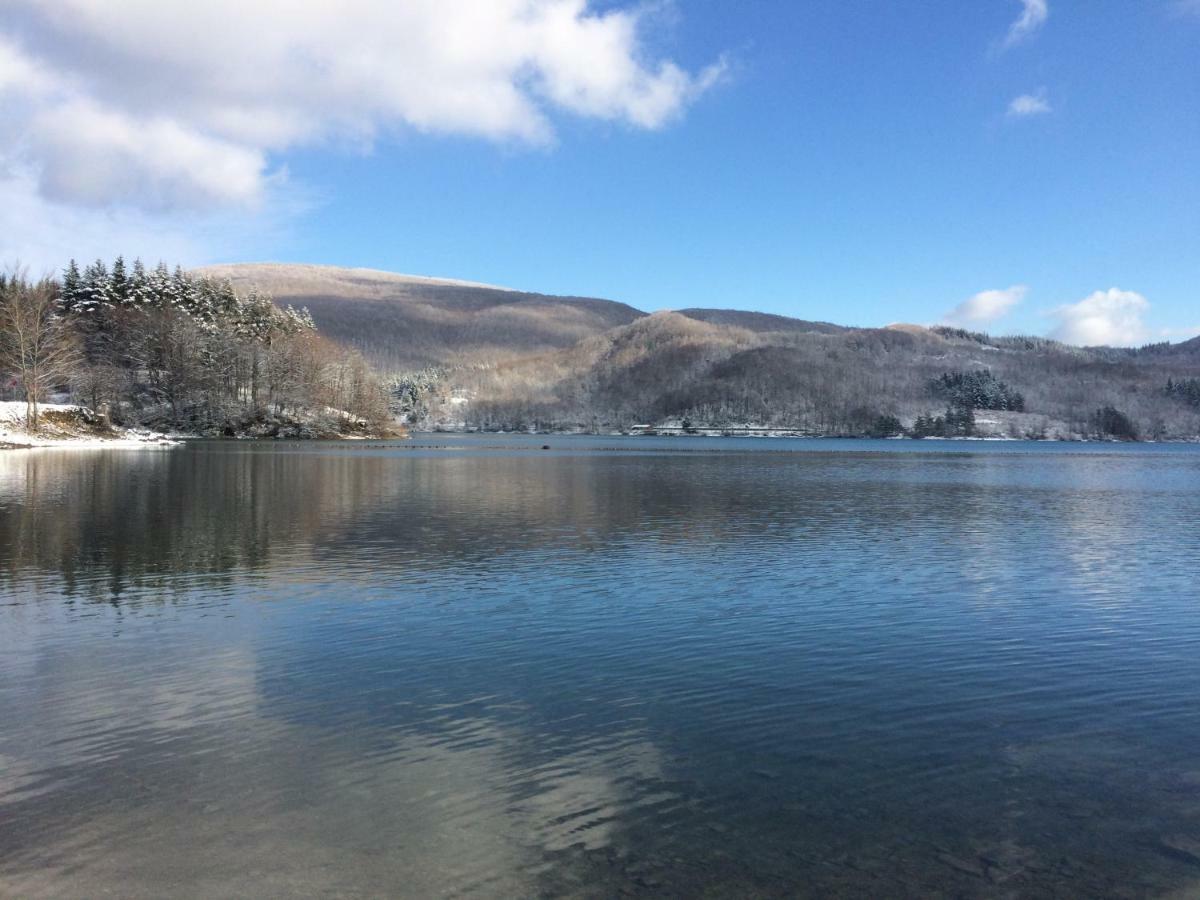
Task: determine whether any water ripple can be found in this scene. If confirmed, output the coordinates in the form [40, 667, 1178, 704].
[2, 440, 1200, 896]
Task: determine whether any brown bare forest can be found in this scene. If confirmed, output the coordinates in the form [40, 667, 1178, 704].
[209, 264, 1200, 441]
[1, 261, 392, 438]
[6, 261, 1197, 441]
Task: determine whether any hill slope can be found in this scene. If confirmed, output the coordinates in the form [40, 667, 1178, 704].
[199, 263, 1200, 439]
[197, 263, 646, 371]
[432, 313, 1200, 438]
[677, 308, 847, 335]
[197, 264, 856, 371]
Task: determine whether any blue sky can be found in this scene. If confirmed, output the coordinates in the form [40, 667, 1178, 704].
[2, 1, 1197, 343]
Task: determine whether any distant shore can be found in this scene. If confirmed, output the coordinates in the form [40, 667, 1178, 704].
[414, 425, 1189, 443]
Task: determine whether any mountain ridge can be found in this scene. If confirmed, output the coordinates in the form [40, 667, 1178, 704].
[197, 262, 864, 371]
[197, 263, 1200, 439]
[197, 262, 645, 370]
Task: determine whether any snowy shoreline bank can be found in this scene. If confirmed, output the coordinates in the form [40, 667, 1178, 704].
[0, 402, 179, 450]
[1, 401, 404, 449]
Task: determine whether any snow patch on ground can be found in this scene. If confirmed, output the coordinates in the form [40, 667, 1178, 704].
[0, 402, 179, 450]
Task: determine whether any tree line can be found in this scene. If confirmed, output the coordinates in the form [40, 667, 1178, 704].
[1166, 378, 1200, 408]
[1, 258, 391, 436]
[928, 369, 1025, 411]
[911, 405, 977, 438]
[412, 311, 1199, 440]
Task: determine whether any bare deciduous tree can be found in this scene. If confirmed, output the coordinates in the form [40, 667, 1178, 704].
[0, 271, 80, 431]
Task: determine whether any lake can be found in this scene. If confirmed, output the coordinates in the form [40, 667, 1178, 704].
[2, 437, 1200, 898]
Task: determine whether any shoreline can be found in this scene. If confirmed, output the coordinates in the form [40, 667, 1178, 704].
[413, 429, 1186, 444]
[5, 428, 1190, 450]
[0, 430, 181, 451]
[0, 437, 180, 451]
[0, 401, 400, 450]
[1, 402, 180, 451]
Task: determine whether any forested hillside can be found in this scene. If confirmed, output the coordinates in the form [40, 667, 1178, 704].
[675, 308, 847, 335]
[197, 263, 646, 370]
[411, 313, 1200, 440]
[198, 264, 1200, 440]
[6, 260, 1197, 442]
[196, 264, 860, 372]
[0, 259, 392, 438]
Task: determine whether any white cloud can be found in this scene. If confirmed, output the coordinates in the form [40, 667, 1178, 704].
[943, 285, 1027, 326]
[0, 167, 298, 276]
[1003, 0, 1049, 47]
[1008, 89, 1052, 117]
[1049, 288, 1151, 346]
[29, 101, 268, 211]
[0, 0, 723, 220]
[0, 36, 51, 94]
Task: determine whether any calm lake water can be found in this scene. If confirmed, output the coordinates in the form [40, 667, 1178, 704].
[2, 437, 1200, 898]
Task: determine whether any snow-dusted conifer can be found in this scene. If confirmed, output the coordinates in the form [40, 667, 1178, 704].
[283, 305, 316, 333]
[78, 259, 109, 312]
[109, 256, 129, 304]
[215, 279, 239, 318]
[60, 259, 82, 311]
[149, 262, 171, 306]
[129, 258, 152, 305]
[170, 265, 196, 314]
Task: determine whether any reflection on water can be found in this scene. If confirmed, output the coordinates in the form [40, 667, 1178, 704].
[2, 438, 1200, 897]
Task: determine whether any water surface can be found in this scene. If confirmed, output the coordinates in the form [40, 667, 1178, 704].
[2, 437, 1200, 897]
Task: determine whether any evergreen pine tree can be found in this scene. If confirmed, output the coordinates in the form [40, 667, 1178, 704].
[79, 259, 109, 312]
[130, 258, 151, 305]
[150, 262, 172, 306]
[171, 265, 194, 313]
[110, 255, 129, 304]
[60, 259, 82, 311]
